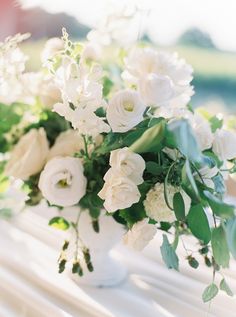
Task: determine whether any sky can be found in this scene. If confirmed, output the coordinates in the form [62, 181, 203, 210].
[19, 0, 236, 51]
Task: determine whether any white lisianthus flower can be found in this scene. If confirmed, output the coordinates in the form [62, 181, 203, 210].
[123, 219, 156, 251]
[48, 130, 84, 160]
[144, 183, 191, 222]
[213, 129, 236, 160]
[41, 37, 64, 64]
[109, 147, 145, 185]
[98, 171, 141, 212]
[123, 47, 193, 108]
[5, 128, 49, 180]
[190, 114, 214, 151]
[107, 89, 146, 132]
[39, 156, 87, 207]
[138, 73, 175, 106]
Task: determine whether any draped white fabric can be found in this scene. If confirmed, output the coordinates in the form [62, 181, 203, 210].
[0, 202, 236, 317]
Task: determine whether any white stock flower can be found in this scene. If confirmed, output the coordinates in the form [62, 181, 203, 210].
[144, 183, 191, 222]
[71, 107, 110, 137]
[107, 89, 146, 132]
[38, 75, 61, 108]
[123, 219, 156, 251]
[98, 171, 141, 212]
[123, 47, 193, 108]
[109, 147, 145, 185]
[39, 156, 87, 207]
[213, 129, 236, 160]
[5, 128, 49, 180]
[41, 37, 64, 64]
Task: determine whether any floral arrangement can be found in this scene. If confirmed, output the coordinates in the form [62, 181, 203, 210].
[1, 28, 236, 302]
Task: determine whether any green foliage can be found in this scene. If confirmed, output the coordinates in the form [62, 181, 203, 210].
[203, 191, 235, 219]
[225, 217, 236, 259]
[173, 192, 185, 221]
[167, 119, 202, 163]
[48, 217, 70, 230]
[129, 121, 165, 153]
[160, 234, 179, 271]
[26, 110, 69, 146]
[209, 116, 223, 133]
[187, 204, 211, 244]
[219, 278, 234, 297]
[211, 226, 230, 268]
[103, 76, 114, 97]
[0, 103, 25, 152]
[202, 283, 218, 302]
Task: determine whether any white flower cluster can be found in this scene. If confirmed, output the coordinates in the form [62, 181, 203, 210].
[144, 183, 191, 222]
[122, 47, 193, 109]
[0, 33, 29, 104]
[43, 38, 110, 137]
[98, 147, 145, 212]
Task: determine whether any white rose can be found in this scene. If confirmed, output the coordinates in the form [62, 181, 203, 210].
[138, 73, 175, 107]
[98, 171, 141, 212]
[144, 183, 191, 222]
[190, 114, 214, 151]
[106, 89, 146, 133]
[109, 147, 145, 185]
[5, 128, 49, 180]
[38, 156, 87, 207]
[213, 129, 236, 160]
[41, 37, 64, 63]
[123, 219, 156, 251]
[48, 130, 84, 160]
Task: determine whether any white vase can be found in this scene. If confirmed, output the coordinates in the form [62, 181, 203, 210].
[72, 211, 127, 288]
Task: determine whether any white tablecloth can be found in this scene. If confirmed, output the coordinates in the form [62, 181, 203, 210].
[0, 205, 236, 317]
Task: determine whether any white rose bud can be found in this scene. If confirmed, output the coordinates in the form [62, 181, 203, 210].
[39, 156, 87, 207]
[48, 130, 84, 160]
[107, 89, 146, 133]
[109, 147, 145, 185]
[213, 129, 236, 160]
[98, 171, 141, 212]
[5, 128, 49, 180]
[138, 73, 175, 107]
[123, 219, 156, 251]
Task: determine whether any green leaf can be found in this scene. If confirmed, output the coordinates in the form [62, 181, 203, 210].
[203, 191, 235, 219]
[225, 216, 236, 259]
[167, 119, 202, 163]
[160, 234, 179, 271]
[187, 204, 211, 244]
[103, 76, 114, 97]
[173, 192, 185, 221]
[202, 283, 219, 302]
[211, 226, 230, 268]
[188, 256, 199, 269]
[220, 278, 234, 297]
[146, 161, 163, 176]
[212, 173, 226, 195]
[182, 160, 199, 199]
[129, 121, 165, 153]
[48, 217, 70, 230]
[209, 116, 223, 133]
